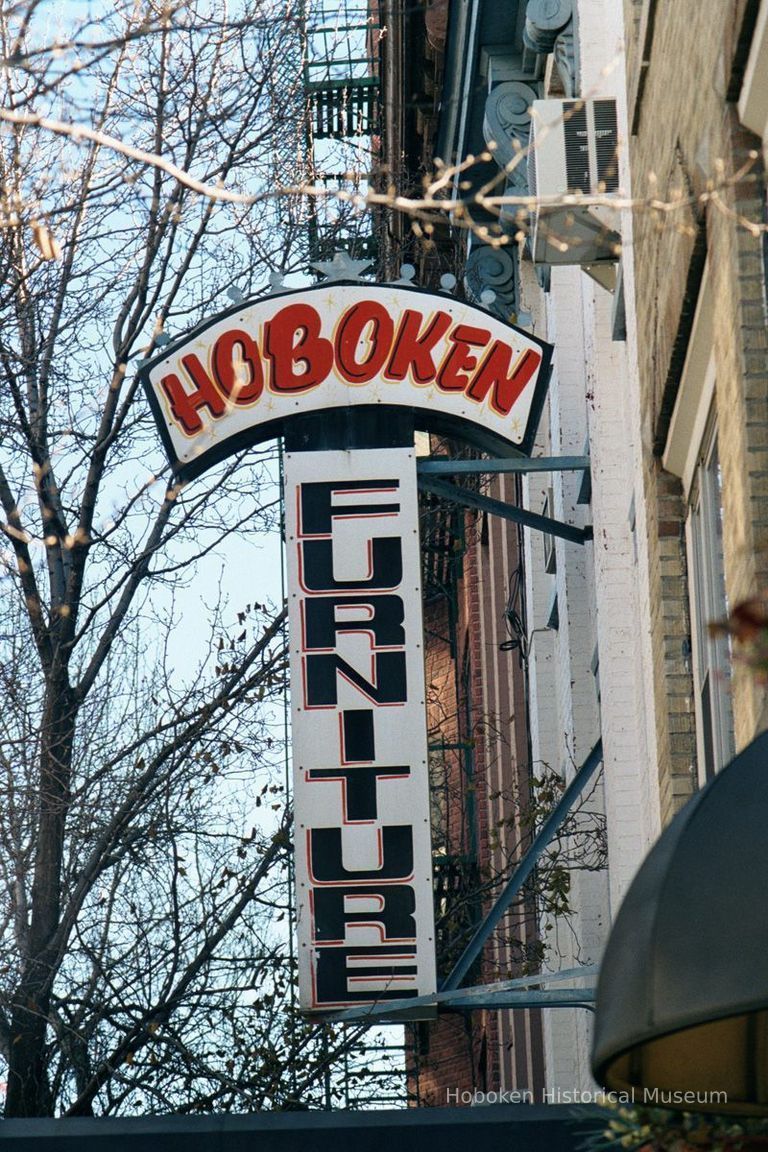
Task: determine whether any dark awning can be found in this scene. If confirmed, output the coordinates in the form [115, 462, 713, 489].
[0, 1104, 603, 1151]
[593, 731, 768, 1112]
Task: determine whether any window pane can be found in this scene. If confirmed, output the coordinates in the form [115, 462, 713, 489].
[687, 429, 734, 780]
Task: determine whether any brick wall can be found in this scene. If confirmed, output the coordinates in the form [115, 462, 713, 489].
[470, 477, 546, 1097]
[712, 113, 768, 745]
[626, 0, 768, 821]
[412, 484, 547, 1103]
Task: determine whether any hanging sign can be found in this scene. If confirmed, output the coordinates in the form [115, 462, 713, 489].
[284, 446, 437, 1012]
[141, 282, 553, 480]
[141, 277, 555, 1018]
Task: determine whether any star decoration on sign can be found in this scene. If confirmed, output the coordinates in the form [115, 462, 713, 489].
[311, 251, 373, 283]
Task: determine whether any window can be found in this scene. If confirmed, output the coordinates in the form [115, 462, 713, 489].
[686, 418, 734, 782]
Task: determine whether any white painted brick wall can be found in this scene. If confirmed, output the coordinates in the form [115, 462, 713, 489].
[519, 259, 608, 1094]
[517, 0, 667, 1097]
[578, 0, 663, 861]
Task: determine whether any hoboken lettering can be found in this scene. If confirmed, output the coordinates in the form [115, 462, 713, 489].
[158, 298, 542, 437]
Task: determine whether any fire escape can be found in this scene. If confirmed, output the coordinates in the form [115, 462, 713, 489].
[301, 0, 381, 267]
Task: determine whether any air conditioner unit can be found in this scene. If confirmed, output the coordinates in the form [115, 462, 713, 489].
[527, 98, 621, 266]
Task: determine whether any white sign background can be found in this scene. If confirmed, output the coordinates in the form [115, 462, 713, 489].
[284, 447, 437, 1012]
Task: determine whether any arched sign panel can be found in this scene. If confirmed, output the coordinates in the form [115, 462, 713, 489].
[141, 281, 553, 1016]
[140, 282, 553, 480]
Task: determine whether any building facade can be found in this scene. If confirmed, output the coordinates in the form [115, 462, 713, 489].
[304, 0, 767, 1106]
[393, 0, 768, 1103]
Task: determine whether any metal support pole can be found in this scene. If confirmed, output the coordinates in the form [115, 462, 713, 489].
[417, 456, 590, 475]
[454, 964, 600, 993]
[441, 990, 595, 1012]
[440, 739, 604, 991]
[418, 475, 592, 545]
[327, 984, 597, 1025]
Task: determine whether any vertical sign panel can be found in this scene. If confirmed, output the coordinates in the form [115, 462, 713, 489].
[285, 447, 437, 1013]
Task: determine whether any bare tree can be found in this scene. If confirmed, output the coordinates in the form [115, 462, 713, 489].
[0, 0, 383, 1118]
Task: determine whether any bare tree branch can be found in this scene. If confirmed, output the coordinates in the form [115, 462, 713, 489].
[0, 108, 257, 204]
